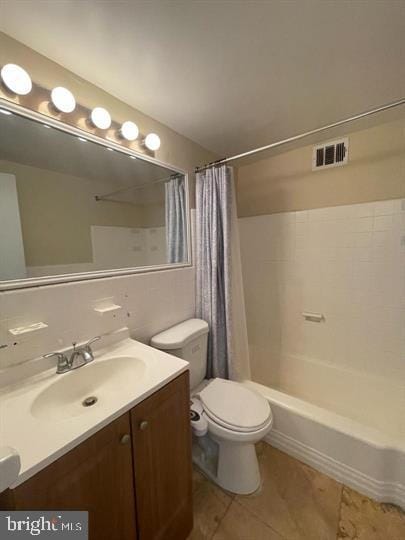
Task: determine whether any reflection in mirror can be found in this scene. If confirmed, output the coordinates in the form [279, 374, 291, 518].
[0, 109, 189, 283]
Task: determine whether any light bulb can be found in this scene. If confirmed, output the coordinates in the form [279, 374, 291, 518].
[90, 107, 111, 129]
[51, 86, 76, 113]
[144, 133, 161, 151]
[1, 64, 32, 95]
[120, 120, 139, 141]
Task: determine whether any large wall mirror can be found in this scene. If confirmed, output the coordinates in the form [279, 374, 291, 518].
[0, 103, 190, 289]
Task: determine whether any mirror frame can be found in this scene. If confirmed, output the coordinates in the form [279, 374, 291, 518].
[0, 99, 192, 290]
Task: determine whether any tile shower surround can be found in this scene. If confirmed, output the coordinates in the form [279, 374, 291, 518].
[239, 198, 405, 418]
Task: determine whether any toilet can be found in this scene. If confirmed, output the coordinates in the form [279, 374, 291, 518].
[151, 318, 273, 494]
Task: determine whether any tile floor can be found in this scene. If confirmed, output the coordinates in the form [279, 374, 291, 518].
[189, 443, 405, 540]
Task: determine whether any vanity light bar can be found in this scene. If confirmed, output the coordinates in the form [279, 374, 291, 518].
[0, 63, 161, 152]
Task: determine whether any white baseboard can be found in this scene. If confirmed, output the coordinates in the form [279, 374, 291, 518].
[265, 429, 405, 509]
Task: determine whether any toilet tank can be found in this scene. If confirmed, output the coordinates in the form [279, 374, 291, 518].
[150, 319, 209, 390]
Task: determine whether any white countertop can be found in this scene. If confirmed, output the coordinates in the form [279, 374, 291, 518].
[0, 333, 188, 488]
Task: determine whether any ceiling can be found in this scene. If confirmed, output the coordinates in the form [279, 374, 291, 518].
[1, 0, 405, 157]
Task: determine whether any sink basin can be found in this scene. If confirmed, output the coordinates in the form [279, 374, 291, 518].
[31, 356, 146, 421]
[1, 331, 188, 487]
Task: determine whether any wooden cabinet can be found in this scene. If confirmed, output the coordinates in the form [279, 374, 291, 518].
[0, 372, 192, 540]
[131, 371, 192, 540]
[0, 413, 137, 540]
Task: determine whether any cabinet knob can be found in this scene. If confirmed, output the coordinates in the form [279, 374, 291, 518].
[139, 420, 148, 431]
[120, 433, 131, 445]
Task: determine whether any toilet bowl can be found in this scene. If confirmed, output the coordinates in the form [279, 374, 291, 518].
[151, 318, 273, 494]
[193, 378, 272, 494]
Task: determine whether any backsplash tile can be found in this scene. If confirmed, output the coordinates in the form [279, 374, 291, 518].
[0, 266, 195, 370]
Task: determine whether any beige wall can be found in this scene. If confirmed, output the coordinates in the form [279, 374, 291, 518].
[0, 160, 146, 266]
[142, 203, 165, 228]
[0, 32, 217, 206]
[237, 117, 405, 217]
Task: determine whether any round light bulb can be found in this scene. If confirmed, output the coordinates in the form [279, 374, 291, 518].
[144, 133, 161, 151]
[120, 120, 139, 141]
[1, 63, 32, 95]
[51, 86, 76, 113]
[90, 107, 111, 129]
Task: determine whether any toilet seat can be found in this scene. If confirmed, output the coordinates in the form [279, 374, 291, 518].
[198, 378, 272, 433]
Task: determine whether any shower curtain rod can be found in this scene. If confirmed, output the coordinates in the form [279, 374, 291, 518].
[195, 97, 405, 173]
[95, 173, 182, 202]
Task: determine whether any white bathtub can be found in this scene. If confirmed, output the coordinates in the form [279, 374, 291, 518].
[244, 380, 405, 510]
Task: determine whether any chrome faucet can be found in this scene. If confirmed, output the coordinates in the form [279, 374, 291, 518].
[44, 336, 101, 374]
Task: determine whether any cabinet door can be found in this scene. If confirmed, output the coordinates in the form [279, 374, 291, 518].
[131, 372, 193, 540]
[5, 413, 137, 540]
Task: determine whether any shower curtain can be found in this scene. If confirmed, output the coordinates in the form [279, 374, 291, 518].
[165, 177, 187, 263]
[196, 165, 251, 381]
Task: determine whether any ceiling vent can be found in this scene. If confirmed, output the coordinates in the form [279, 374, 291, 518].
[312, 137, 349, 171]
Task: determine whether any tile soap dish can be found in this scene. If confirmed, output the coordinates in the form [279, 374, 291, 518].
[8, 322, 48, 336]
[93, 304, 122, 316]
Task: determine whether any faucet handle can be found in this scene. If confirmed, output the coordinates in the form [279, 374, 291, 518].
[43, 351, 70, 374]
[43, 351, 67, 361]
[84, 336, 101, 348]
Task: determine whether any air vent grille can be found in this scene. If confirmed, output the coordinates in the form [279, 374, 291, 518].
[335, 142, 346, 162]
[316, 148, 324, 167]
[312, 138, 348, 170]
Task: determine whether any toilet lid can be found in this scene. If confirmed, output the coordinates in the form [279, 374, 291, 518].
[199, 378, 271, 433]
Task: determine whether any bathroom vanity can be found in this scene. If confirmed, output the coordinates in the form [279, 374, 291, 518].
[0, 335, 193, 540]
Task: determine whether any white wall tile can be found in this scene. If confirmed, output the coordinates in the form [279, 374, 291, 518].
[239, 198, 405, 392]
[0, 266, 195, 369]
[374, 215, 393, 231]
[374, 200, 396, 216]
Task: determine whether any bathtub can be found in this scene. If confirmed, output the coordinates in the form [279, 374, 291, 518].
[244, 380, 405, 510]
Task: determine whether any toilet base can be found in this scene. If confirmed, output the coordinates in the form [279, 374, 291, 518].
[192, 434, 261, 495]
